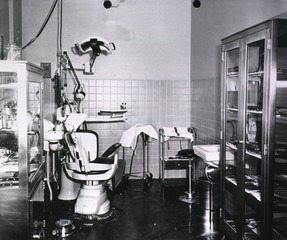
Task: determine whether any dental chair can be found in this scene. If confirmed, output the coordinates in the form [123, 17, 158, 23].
[64, 130, 121, 217]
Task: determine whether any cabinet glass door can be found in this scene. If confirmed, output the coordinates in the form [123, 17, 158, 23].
[222, 43, 240, 238]
[0, 72, 19, 187]
[222, 30, 270, 240]
[28, 81, 42, 182]
[243, 33, 267, 240]
[274, 25, 287, 240]
[0, 65, 43, 189]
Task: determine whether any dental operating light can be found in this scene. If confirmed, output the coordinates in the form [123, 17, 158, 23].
[103, 0, 112, 9]
[193, 0, 201, 8]
[74, 36, 115, 54]
[103, 0, 120, 9]
[74, 36, 115, 73]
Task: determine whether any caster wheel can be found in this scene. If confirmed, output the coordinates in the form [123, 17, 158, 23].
[143, 172, 153, 191]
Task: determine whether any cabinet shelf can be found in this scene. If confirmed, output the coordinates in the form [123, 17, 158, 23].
[0, 83, 17, 88]
[226, 141, 262, 159]
[227, 73, 239, 78]
[226, 176, 237, 186]
[245, 218, 261, 239]
[226, 141, 238, 150]
[248, 71, 264, 77]
[246, 150, 262, 159]
[276, 115, 287, 124]
[227, 107, 239, 112]
[273, 214, 287, 240]
[223, 220, 237, 240]
[226, 176, 262, 202]
[247, 109, 263, 115]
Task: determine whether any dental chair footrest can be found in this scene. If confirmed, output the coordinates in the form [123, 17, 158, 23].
[75, 185, 110, 215]
[74, 211, 112, 222]
[73, 207, 124, 224]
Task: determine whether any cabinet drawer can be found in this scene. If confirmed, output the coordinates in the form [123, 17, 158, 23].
[164, 160, 189, 170]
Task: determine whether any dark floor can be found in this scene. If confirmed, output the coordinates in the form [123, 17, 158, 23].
[38, 179, 224, 240]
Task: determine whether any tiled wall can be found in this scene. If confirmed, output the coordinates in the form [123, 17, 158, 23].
[190, 78, 221, 178]
[190, 78, 221, 145]
[65, 78, 191, 179]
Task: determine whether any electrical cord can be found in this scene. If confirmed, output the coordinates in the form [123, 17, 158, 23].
[22, 0, 59, 50]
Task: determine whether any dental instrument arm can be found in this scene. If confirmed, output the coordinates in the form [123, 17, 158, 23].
[62, 51, 82, 94]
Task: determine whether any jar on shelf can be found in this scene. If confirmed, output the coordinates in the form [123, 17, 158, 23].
[5, 43, 21, 61]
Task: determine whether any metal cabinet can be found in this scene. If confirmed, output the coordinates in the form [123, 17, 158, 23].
[0, 61, 44, 240]
[220, 19, 287, 240]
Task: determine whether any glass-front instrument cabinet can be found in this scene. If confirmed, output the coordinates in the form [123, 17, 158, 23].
[0, 61, 44, 240]
[221, 20, 287, 240]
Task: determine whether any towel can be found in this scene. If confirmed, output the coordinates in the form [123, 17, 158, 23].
[162, 127, 194, 142]
[65, 113, 87, 132]
[44, 119, 55, 151]
[120, 124, 158, 150]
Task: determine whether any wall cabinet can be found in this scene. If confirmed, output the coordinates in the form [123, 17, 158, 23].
[220, 20, 287, 240]
[0, 61, 44, 240]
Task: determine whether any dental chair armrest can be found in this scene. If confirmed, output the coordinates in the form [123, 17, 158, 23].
[64, 153, 119, 181]
[91, 157, 115, 164]
[102, 143, 121, 158]
[64, 163, 118, 181]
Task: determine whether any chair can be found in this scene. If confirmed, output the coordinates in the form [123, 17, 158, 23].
[205, 163, 235, 211]
[64, 130, 121, 216]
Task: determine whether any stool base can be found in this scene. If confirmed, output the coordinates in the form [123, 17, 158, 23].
[178, 191, 198, 204]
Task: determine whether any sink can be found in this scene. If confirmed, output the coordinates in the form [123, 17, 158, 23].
[197, 145, 220, 152]
[194, 145, 221, 161]
[193, 144, 234, 166]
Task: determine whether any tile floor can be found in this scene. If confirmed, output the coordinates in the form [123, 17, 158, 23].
[39, 179, 225, 240]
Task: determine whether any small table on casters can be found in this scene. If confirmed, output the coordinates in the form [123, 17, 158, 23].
[120, 124, 158, 191]
[158, 127, 197, 203]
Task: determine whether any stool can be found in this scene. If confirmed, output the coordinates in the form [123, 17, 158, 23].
[177, 149, 198, 204]
[205, 165, 220, 211]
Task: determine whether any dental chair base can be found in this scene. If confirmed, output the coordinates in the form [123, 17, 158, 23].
[58, 166, 80, 201]
[75, 184, 110, 216]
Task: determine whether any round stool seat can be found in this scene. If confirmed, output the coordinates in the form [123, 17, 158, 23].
[205, 165, 220, 183]
[177, 149, 195, 158]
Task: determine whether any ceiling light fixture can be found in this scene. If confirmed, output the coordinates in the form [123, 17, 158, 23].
[193, 0, 201, 9]
[103, 0, 120, 9]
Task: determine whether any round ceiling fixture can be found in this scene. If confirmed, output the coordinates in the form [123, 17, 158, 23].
[193, 0, 201, 8]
